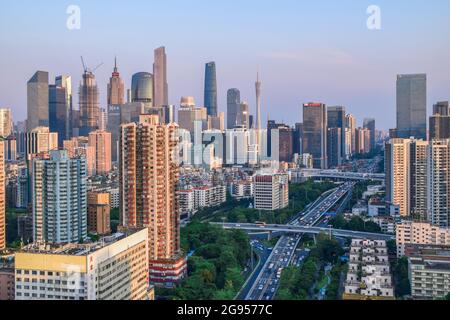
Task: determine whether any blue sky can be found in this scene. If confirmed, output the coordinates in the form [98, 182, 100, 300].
[1, 0, 449, 129]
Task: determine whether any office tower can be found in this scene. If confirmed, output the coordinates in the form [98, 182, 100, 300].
[428, 140, 450, 228]
[88, 130, 112, 175]
[107, 104, 121, 162]
[236, 102, 250, 129]
[32, 150, 87, 244]
[293, 123, 303, 155]
[429, 101, 450, 140]
[345, 113, 357, 155]
[131, 72, 153, 105]
[225, 128, 250, 165]
[0, 108, 13, 138]
[27, 71, 49, 131]
[87, 192, 111, 235]
[433, 101, 449, 116]
[363, 118, 376, 151]
[15, 229, 152, 300]
[208, 112, 225, 131]
[49, 84, 68, 146]
[107, 57, 125, 106]
[204, 62, 217, 117]
[120, 102, 146, 124]
[396, 74, 427, 139]
[255, 72, 262, 137]
[355, 127, 371, 154]
[302, 103, 327, 169]
[16, 167, 29, 209]
[267, 121, 294, 163]
[254, 174, 289, 211]
[24, 127, 58, 159]
[119, 115, 186, 286]
[327, 127, 342, 168]
[98, 108, 108, 131]
[4, 136, 17, 161]
[79, 70, 100, 136]
[327, 106, 346, 163]
[71, 109, 80, 137]
[153, 47, 169, 108]
[63, 136, 96, 176]
[227, 88, 241, 129]
[177, 97, 208, 136]
[55, 75, 73, 141]
[0, 139, 4, 251]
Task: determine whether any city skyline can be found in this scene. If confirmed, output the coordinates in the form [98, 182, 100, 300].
[1, 1, 450, 130]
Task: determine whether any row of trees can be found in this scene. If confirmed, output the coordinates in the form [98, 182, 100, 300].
[158, 222, 251, 300]
[331, 214, 382, 233]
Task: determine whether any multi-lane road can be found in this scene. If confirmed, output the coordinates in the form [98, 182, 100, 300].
[243, 182, 355, 300]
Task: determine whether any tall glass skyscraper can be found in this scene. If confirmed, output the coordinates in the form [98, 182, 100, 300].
[204, 62, 218, 117]
[227, 88, 240, 129]
[27, 71, 49, 131]
[396, 74, 427, 140]
[131, 72, 153, 104]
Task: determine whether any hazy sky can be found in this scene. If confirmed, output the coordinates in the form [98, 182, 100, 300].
[1, 0, 449, 130]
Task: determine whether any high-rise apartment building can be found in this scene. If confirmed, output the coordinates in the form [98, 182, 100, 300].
[355, 127, 371, 154]
[88, 130, 112, 175]
[345, 113, 357, 155]
[0, 140, 5, 251]
[119, 115, 186, 286]
[254, 174, 289, 211]
[429, 101, 450, 140]
[24, 127, 58, 159]
[107, 58, 125, 106]
[153, 47, 168, 108]
[63, 136, 96, 176]
[302, 103, 327, 169]
[27, 71, 49, 131]
[327, 106, 346, 163]
[32, 150, 87, 244]
[15, 229, 152, 300]
[79, 70, 100, 136]
[204, 62, 218, 117]
[0, 108, 13, 138]
[363, 118, 376, 151]
[396, 74, 427, 140]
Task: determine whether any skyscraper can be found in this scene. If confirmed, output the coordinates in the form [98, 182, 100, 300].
[363, 118, 376, 151]
[49, 84, 68, 147]
[55, 75, 73, 141]
[153, 47, 168, 108]
[27, 71, 49, 131]
[32, 150, 87, 244]
[345, 113, 357, 155]
[107, 57, 125, 106]
[302, 103, 327, 169]
[79, 70, 100, 136]
[204, 62, 218, 117]
[327, 127, 342, 168]
[396, 74, 427, 140]
[227, 88, 241, 129]
[88, 130, 112, 175]
[0, 108, 13, 138]
[0, 139, 4, 251]
[430, 101, 450, 140]
[327, 106, 346, 164]
[131, 72, 153, 105]
[255, 72, 262, 143]
[119, 115, 186, 286]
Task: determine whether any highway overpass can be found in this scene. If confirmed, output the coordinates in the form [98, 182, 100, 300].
[216, 222, 394, 241]
[293, 169, 385, 182]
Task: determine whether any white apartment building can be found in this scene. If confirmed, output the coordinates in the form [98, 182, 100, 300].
[193, 185, 227, 209]
[254, 174, 289, 211]
[230, 181, 254, 200]
[344, 239, 394, 299]
[15, 229, 152, 300]
[177, 189, 195, 217]
[396, 221, 450, 257]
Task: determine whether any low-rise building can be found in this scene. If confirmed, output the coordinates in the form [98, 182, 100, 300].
[193, 185, 227, 210]
[405, 244, 450, 300]
[230, 181, 254, 200]
[177, 189, 195, 218]
[344, 239, 394, 300]
[14, 229, 152, 300]
[396, 221, 450, 257]
[0, 260, 15, 300]
[369, 215, 396, 235]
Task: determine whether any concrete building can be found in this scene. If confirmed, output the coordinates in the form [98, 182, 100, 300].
[344, 239, 394, 300]
[15, 229, 152, 300]
[230, 181, 254, 200]
[25, 127, 58, 160]
[63, 136, 96, 176]
[355, 127, 371, 154]
[79, 70, 100, 136]
[87, 192, 111, 236]
[302, 103, 327, 169]
[119, 115, 186, 287]
[254, 174, 289, 211]
[88, 130, 112, 175]
[193, 185, 227, 209]
[328, 106, 346, 163]
[345, 113, 357, 155]
[27, 71, 49, 131]
[0, 108, 13, 138]
[327, 127, 342, 167]
[32, 150, 87, 244]
[396, 221, 450, 257]
[405, 244, 450, 300]
[177, 97, 208, 136]
[396, 74, 427, 140]
[0, 262, 14, 300]
[0, 140, 4, 251]
[177, 189, 195, 218]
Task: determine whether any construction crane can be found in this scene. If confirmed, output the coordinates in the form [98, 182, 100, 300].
[81, 56, 104, 73]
